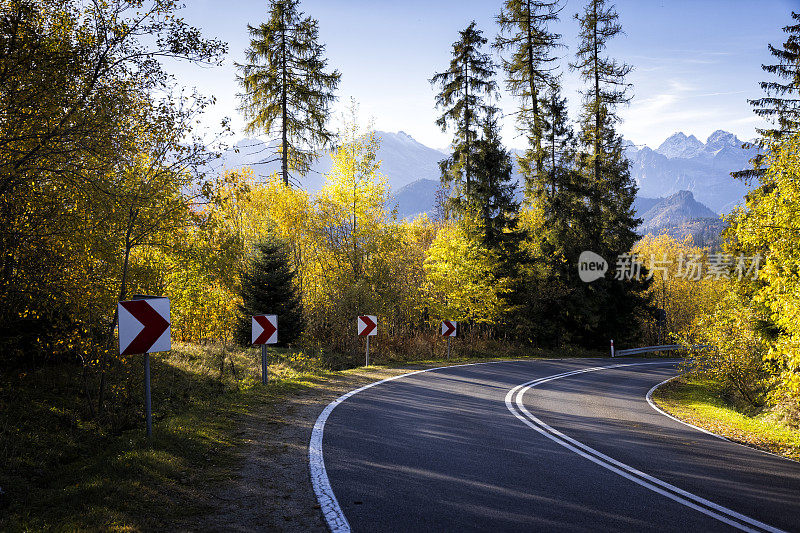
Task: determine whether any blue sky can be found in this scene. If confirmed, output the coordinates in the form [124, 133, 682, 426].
[169, 0, 798, 150]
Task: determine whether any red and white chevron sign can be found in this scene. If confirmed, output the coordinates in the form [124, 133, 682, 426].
[357, 315, 377, 336]
[252, 315, 278, 345]
[118, 297, 171, 355]
[441, 320, 457, 337]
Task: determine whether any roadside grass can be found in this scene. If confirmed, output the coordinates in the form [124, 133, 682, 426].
[652, 375, 800, 462]
[0, 342, 333, 531]
[0, 341, 615, 530]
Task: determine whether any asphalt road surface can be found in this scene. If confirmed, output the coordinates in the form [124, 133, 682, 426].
[315, 359, 800, 532]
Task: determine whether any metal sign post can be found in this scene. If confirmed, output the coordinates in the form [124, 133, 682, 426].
[119, 295, 171, 439]
[357, 316, 377, 367]
[261, 344, 268, 385]
[441, 321, 457, 360]
[144, 352, 152, 437]
[252, 315, 278, 385]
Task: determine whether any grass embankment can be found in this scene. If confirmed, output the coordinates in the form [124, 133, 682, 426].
[1, 339, 603, 530]
[0, 343, 332, 531]
[653, 375, 800, 462]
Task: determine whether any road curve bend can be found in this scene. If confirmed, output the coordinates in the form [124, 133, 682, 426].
[310, 359, 800, 532]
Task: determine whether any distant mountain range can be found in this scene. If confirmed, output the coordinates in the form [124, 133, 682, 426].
[215, 128, 754, 243]
[624, 130, 757, 214]
[213, 131, 446, 192]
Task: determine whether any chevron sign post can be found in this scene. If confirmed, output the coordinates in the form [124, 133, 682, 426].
[118, 295, 171, 437]
[252, 315, 277, 384]
[357, 315, 377, 366]
[441, 320, 457, 359]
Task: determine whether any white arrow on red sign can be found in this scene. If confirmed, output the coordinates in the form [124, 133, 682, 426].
[118, 297, 171, 355]
[357, 315, 377, 336]
[441, 320, 457, 337]
[252, 315, 278, 345]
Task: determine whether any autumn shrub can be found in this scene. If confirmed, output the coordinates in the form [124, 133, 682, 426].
[680, 289, 774, 409]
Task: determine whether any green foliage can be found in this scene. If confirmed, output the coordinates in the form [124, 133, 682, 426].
[470, 113, 521, 250]
[735, 11, 800, 181]
[237, 0, 341, 185]
[235, 231, 305, 347]
[431, 21, 498, 206]
[495, 0, 563, 194]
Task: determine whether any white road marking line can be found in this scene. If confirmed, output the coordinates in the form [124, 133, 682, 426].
[505, 363, 785, 533]
[646, 374, 730, 440]
[646, 375, 800, 464]
[310, 359, 533, 533]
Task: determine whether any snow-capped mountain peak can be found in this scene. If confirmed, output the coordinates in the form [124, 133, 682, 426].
[656, 132, 704, 159]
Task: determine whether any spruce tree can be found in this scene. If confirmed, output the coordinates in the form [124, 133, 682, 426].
[431, 21, 497, 211]
[540, 83, 575, 203]
[235, 231, 304, 347]
[570, 0, 647, 346]
[495, 0, 563, 198]
[237, 0, 341, 186]
[471, 111, 520, 249]
[735, 11, 800, 181]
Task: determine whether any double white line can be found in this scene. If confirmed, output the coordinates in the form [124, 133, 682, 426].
[505, 362, 785, 533]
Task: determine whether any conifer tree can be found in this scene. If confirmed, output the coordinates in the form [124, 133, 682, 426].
[237, 0, 341, 186]
[471, 112, 519, 249]
[570, 0, 646, 345]
[495, 0, 563, 197]
[735, 11, 800, 181]
[570, 0, 636, 241]
[235, 230, 304, 347]
[431, 21, 497, 210]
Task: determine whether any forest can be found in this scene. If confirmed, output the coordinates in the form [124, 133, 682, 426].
[1, 0, 800, 493]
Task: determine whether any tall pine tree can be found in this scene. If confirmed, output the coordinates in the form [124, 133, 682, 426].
[431, 21, 497, 212]
[495, 0, 563, 198]
[235, 230, 305, 347]
[237, 0, 340, 186]
[570, 0, 646, 346]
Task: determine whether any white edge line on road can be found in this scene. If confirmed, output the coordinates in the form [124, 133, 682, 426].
[646, 374, 729, 440]
[506, 362, 785, 533]
[309, 358, 531, 533]
[646, 375, 800, 464]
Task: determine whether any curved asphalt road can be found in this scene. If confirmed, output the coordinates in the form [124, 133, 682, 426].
[317, 359, 800, 532]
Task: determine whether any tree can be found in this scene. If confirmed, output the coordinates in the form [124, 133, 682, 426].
[431, 21, 497, 207]
[569, 0, 646, 346]
[539, 83, 575, 203]
[235, 230, 305, 347]
[237, 0, 341, 186]
[571, 0, 632, 201]
[470, 112, 520, 252]
[423, 221, 512, 326]
[0, 0, 226, 370]
[495, 0, 563, 197]
[727, 133, 800, 409]
[735, 11, 800, 181]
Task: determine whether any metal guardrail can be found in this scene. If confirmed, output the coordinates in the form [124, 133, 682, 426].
[612, 344, 710, 357]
